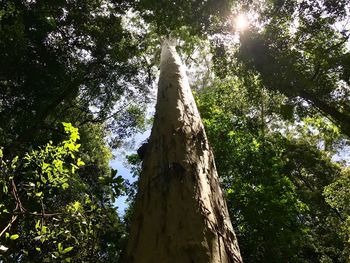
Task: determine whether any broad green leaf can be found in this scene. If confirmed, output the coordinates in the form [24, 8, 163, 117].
[10, 234, 19, 240]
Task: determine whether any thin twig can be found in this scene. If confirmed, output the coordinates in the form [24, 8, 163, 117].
[0, 215, 18, 238]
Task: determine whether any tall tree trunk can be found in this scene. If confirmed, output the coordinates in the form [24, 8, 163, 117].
[123, 41, 242, 263]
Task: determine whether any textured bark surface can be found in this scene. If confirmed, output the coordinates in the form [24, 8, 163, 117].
[124, 41, 242, 263]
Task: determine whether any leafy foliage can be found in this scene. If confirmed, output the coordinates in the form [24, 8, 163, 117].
[232, 0, 350, 136]
[0, 123, 126, 262]
[196, 77, 349, 262]
[0, 0, 149, 153]
[131, 0, 233, 35]
[0, 0, 349, 262]
[324, 168, 350, 258]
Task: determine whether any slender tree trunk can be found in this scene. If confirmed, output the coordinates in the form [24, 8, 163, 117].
[123, 41, 242, 263]
[298, 89, 350, 138]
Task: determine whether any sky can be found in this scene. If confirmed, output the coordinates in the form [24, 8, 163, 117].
[110, 129, 150, 215]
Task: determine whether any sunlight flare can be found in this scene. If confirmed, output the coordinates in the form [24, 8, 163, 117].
[235, 14, 248, 31]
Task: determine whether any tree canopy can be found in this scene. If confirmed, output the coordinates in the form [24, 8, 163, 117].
[0, 0, 349, 262]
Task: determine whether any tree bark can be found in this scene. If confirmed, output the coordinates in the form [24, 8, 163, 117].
[123, 41, 242, 263]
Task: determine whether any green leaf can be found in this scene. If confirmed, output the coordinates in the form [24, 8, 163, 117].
[42, 162, 49, 171]
[41, 226, 47, 234]
[35, 220, 40, 229]
[72, 201, 81, 211]
[58, 242, 63, 253]
[76, 158, 85, 167]
[11, 156, 19, 169]
[10, 234, 19, 240]
[2, 184, 8, 194]
[228, 131, 235, 137]
[62, 246, 73, 254]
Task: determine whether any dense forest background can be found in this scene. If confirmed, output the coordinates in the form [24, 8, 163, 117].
[0, 0, 349, 262]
